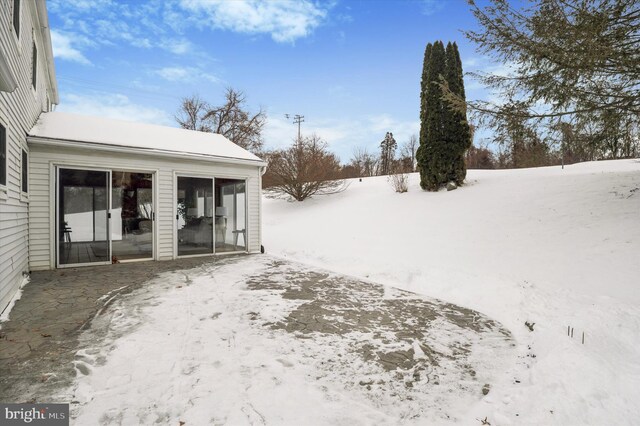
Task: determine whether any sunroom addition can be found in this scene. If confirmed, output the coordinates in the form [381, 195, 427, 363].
[27, 111, 265, 272]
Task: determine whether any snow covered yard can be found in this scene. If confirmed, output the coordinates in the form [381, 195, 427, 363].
[64, 256, 512, 425]
[264, 159, 640, 425]
[47, 159, 638, 425]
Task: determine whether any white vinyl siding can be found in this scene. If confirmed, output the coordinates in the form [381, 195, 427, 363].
[0, 1, 55, 312]
[28, 144, 263, 271]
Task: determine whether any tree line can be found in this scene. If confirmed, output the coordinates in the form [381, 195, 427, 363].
[175, 0, 639, 199]
[175, 90, 419, 200]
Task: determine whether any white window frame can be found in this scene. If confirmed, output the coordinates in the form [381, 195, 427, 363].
[49, 161, 159, 269]
[173, 171, 249, 259]
[55, 166, 111, 268]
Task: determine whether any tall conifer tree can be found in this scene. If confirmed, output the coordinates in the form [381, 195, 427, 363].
[418, 41, 447, 190]
[418, 40, 471, 190]
[443, 42, 471, 184]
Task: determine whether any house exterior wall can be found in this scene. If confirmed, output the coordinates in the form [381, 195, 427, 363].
[27, 143, 263, 271]
[0, 2, 56, 311]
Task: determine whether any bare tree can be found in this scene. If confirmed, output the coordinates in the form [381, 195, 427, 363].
[350, 147, 379, 177]
[175, 95, 211, 132]
[176, 88, 266, 154]
[465, 142, 496, 169]
[263, 134, 345, 201]
[400, 134, 418, 172]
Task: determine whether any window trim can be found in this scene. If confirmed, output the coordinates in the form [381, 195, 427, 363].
[0, 122, 7, 197]
[32, 40, 37, 91]
[13, 0, 21, 40]
[20, 147, 28, 201]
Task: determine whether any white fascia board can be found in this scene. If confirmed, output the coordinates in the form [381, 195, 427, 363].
[27, 136, 268, 168]
[33, 0, 59, 104]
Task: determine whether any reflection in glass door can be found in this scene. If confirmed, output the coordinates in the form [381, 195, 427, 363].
[111, 171, 153, 261]
[215, 178, 246, 252]
[177, 177, 214, 256]
[58, 168, 110, 266]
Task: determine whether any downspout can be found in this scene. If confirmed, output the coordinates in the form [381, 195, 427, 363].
[259, 165, 266, 254]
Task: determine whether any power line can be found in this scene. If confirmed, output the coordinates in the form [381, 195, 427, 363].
[285, 113, 304, 146]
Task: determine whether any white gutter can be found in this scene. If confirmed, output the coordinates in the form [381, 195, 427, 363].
[34, 0, 59, 104]
[27, 136, 267, 167]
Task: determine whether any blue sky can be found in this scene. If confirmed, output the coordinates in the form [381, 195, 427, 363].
[48, 0, 498, 161]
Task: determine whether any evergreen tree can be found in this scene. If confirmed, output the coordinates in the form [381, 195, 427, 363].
[444, 42, 471, 185]
[417, 43, 432, 187]
[419, 43, 432, 141]
[379, 132, 397, 175]
[418, 41, 447, 191]
[418, 40, 471, 190]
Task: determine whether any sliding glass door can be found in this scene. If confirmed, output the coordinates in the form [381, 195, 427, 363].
[215, 178, 246, 253]
[58, 168, 110, 266]
[176, 176, 247, 256]
[111, 171, 154, 261]
[57, 167, 155, 267]
[177, 177, 214, 256]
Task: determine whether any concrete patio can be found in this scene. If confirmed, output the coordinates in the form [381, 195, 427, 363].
[0, 256, 215, 403]
[0, 255, 514, 423]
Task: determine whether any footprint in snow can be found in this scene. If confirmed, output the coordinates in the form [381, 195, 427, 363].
[73, 360, 92, 376]
[277, 358, 294, 367]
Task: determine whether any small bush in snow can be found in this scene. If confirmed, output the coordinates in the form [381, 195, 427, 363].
[388, 173, 409, 193]
[263, 134, 346, 201]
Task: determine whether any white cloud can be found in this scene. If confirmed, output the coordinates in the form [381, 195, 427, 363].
[263, 116, 298, 149]
[419, 0, 445, 16]
[179, 0, 329, 43]
[155, 67, 191, 81]
[49, 0, 115, 14]
[366, 114, 419, 149]
[57, 93, 174, 127]
[154, 67, 221, 84]
[160, 38, 192, 55]
[50, 30, 92, 65]
[49, 1, 197, 56]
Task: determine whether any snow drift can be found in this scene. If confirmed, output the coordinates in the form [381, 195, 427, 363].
[264, 159, 640, 425]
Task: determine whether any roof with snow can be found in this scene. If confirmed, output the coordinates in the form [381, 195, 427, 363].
[28, 112, 264, 165]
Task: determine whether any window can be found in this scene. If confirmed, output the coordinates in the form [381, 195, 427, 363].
[21, 149, 27, 193]
[0, 124, 6, 187]
[32, 41, 37, 89]
[13, 0, 20, 38]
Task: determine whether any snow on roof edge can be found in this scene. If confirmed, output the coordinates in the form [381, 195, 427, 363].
[28, 111, 265, 165]
[28, 135, 267, 166]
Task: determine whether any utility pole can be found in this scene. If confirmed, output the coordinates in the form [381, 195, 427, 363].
[285, 114, 304, 147]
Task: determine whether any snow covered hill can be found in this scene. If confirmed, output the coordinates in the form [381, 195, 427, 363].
[263, 159, 640, 425]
